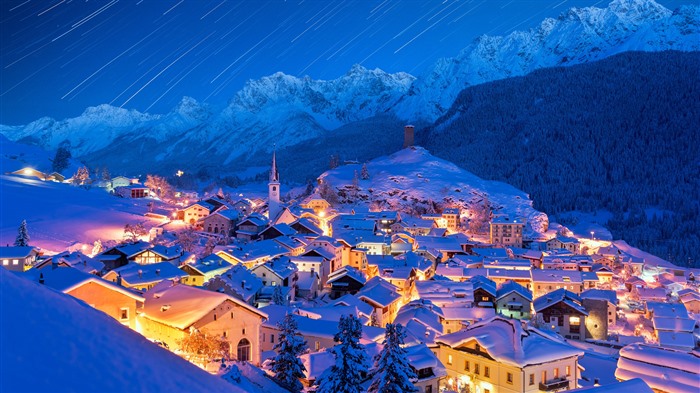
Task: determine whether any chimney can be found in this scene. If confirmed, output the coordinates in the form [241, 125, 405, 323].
[52, 258, 58, 270]
[403, 125, 415, 148]
[117, 273, 123, 286]
[241, 280, 246, 289]
[39, 273, 45, 285]
[594, 378, 600, 386]
[156, 269, 160, 276]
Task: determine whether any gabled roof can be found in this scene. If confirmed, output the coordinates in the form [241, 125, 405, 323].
[356, 276, 401, 307]
[580, 289, 617, 305]
[205, 264, 263, 303]
[534, 288, 588, 315]
[531, 269, 583, 284]
[469, 275, 497, 297]
[497, 280, 533, 301]
[327, 265, 366, 285]
[0, 246, 38, 258]
[238, 213, 268, 228]
[615, 344, 700, 393]
[395, 299, 444, 335]
[23, 267, 143, 302]
[105, 261, 186, 286]
[150, 244, 183, 260]
[252, 256, 298, 280]
[143, 282, 267, 330]
[106, 241, 152, 259]
[436, 316, 582, 368]
[185, 254, 233, 276]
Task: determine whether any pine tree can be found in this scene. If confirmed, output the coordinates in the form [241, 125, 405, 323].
[272, 285, 287, 306]
[270, 313, 308, 393]
[14, 220, 30, 247]
[101, 167, 111, 181]
[368, 323, 417, 393]
[51, 146, 72, 173]
[361, 163, 370, 180]
[316, 315, 369, 393]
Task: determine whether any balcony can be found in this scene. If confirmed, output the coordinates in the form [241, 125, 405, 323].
[539, 377, 570, 391]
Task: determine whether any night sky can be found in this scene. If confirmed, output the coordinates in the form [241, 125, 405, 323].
[0, 0, 689, 125]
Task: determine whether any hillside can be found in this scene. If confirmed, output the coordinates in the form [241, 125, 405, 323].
[421, 50, 700, 266]
[318, 146, 549, 237]
[0, 0, 697, 177]
[0, 268, 246, 393]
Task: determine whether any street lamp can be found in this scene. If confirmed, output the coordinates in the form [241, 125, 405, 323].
[590, 231, 594, 240]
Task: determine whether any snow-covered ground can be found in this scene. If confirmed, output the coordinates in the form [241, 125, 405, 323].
[0, 268, 247, 393]
[0, 174, 168, 253]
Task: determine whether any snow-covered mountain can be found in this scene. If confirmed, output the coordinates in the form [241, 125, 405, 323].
[394, 0, 700, 121]
[1, 0, 697, 175]
[319, 146, 549, 237]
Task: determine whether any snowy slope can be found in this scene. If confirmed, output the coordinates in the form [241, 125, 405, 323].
[0, 134, 81, 176]
[319, 146, 548, 235]
[394, 0, 700, 121]
[0, 174, 164, 253]
[0, 268, 247, 393]
[1, 0, 697, 176]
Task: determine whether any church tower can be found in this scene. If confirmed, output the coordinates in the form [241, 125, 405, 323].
[268, 149, 281, 221]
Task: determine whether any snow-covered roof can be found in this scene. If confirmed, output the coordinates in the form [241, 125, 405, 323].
[415, 280, 474, 305]
[646, 302, 688, 318]
[406, 343, 447, 376]
[39, 251, 104, 274]
[581, 289, 617, 305]
[491, 215, 523, 225]
[356, 276, 401, 307]
[331, 294, 375, 317]
[150, 244, 183, 260]
[531, 269, 583, 284]
[110, 240, 152, 258]
[497, 280, 533, 301]
[656, 331, 696, 350]
[534, 288, 588, 315]
[652, 317, 696, 332]
[484, 258, 532, 269]
[0, 246, 38, 258]
[22, 267, 143, 302]
[252, 256, 298, 280]
[472, 247, 509, 259]
[440, 306, 495, 322]
[469, 275, 497, 297]
[436, 316, 583, 368]
[615, 344, 700, 393]
[143, 282, 266, 330]
[206, 264, 263, 303]
[415, 236, 463, 253]
[395, 299, 444, 335]
[186, 254, 233, 276]
[106, 261, 186, 286]
[568, 379, 653, 393]
[217, 240, 290, 263]
[296, 271, 318, 291]
[327, 265, 367, 285]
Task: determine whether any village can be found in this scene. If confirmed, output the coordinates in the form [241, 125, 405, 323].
[2, 129, 699, 393]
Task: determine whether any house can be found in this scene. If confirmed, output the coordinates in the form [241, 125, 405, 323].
[259, 223, 297, 240]
[273, 235, 308, 256]
[109, 175, 137, 190]
[580, 289, 618, 341]
[531, 269, 584, 298]
[469, 275, 497, 308]
[441, 208, 460, 232]
[489, 215, 524, 248]
[290, 217, 323, 236]
[289, 255, 331, 288]
[131, 244, 184, 265]
[214, 239, 289, 269]
[307, 236, 344, 273]
[236, 213, 269, 241]
[205, 264, 263, 306]
[296, 270, 320, 300]
[436, 316, 582, 393]
[250, 257, 298, 302]
[179, 201, 217, 225]
[8, 167, 49, 181]
[96, 241, 152, 271]
[534, 289, 588, 340]
[394, 299, 445, 341]
[546, 236, 581, 254]
[103, 261, 187, 291]
[678, 289, 700, 314]
[178, 254, 234, 286]
[496, 280, 533, 320]
[26, 267, 144, 330]
[391, 216, 435, 236]
[356, 276, 402, 327]
[139, 282, 268, 365]
[0, 246, 40, 272]
[327, 265, 367, 299]
[632, 287, 667, 303]
[200, 209, 239, 236]
[33, 251, 104, 275]
[114, 184, 150, 198]
[300, 193, 330, 214]
[615, 344, 700, 393]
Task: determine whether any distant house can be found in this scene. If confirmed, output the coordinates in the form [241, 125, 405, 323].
[96, 241, 152, 271]
[391, 216, 435, 236]
[678, 289, 700, 314]
[205, 264, 264, 306]
[103, 261, 187, 291]
[200, 209, 239, 236]
[327, 265, 367, 299]
[114, 185, 150, 198]
[489, 215, 524, 248]
[615, 344, 700, 393]
[26, 267, 144, 330]
[131, 244, 184, 265]
[33, 251, 104, 275]
[300, 193, 330, 214]
[236, 213, 269, 241]
[469, 275, 497, 308]
[534, 288, 588, 340]
[0, 246, 40, 272]
[356, 276, 402, 327]
[496, 280, 533, 320]
[139, 282, 268, 365]
[546, 236, 581, 254]
[259, 223, 297, 241]
[179, 201, 216, 225]
[251, 257, 299, 302]
[531, 269, 584, 298]
[179, 254, 233, 286]
[8, 167, 49, 181]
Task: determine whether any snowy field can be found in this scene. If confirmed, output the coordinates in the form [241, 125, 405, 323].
[0, 175, 166, 253]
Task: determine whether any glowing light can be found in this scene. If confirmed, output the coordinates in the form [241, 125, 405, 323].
[22, 168, 32, 175]
[176, 170, 184, 177]
[319, 211, 326, 218]
[569, 316, 580, 324]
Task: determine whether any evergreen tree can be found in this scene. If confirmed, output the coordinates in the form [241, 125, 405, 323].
[361, 163, 370, 180]
[368, 323, 417, 393]
[51, 146, 72, 173]
[316, 315, 369, 393]
[14, 220, 30, 247]
[272, 285, 287, 306]
[101, 167, 111, 182]
[270, 313, 308, 393]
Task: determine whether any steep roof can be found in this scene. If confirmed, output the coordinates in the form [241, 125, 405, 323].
[497, 280, 533, 301]
[355, 276, 401, 307]
[143, 282, 267, 329]
[436, 316, 582, 368]
[580, 289, 617, 305]
[534, 288, 588, 315]
[22, 267, 143, 302]
[0, 246, 37, 258]
[106, 261, 186, 286]
[615, 344, 700, 393]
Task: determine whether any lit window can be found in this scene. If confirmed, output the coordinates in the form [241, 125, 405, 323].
[484, 366, 490, 378]
[120, 308, 129, 321]
[12, 259, 19, 265]
[315, 341, 320, 351]
[447, 355, 452, 365]
[474, 364, 480, 375]
[529, 374, 535, 385]
[464, 361, 469, 371]
[2, 260, 8, 266]
[569, 316, 581, 324]
[566, 366, 571, 376]
[554, 368, 559, 378]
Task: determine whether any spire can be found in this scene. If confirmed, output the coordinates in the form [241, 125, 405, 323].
[270, 148, 279, 183]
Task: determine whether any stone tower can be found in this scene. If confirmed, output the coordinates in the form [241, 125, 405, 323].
[268, 150, 281, 221]
[403, 124, 415, 148]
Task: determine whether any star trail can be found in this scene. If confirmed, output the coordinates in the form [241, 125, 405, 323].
[0, 0, 689, 125]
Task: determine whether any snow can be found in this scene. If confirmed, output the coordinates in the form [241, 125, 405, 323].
[0, 268, 247, 393]
[0, 174, 167, 253]
[571, 378, 653, 392]
[615, 343, 700, 393]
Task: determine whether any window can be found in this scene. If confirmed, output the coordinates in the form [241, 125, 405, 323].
[507, 372, 513, 384]
[475, 343, 481, 352]
[214, 314, 217, 321]
[223, 331, 228, 338]
[119, 308, 129, 321]
[237, 339, 251, 362]
[464, 360, 469, 372]
[231, 312, 234, 319]
[270, 334, 274, 343]
[542, 370, 547, 383]
[262, 333, 265, 342]
[554, 368, 559, 378]
[242, 328, 246, 335]
[447, 355, 452, 365]
[12, 259, 19, 265]
[484, 366, 490, 378]
[2, 260, 7, 266]
[529, 374, 535, 385]
[315, 341, 320, 351]
[474, 364, 480, 375]
[566, 366, 571, 376]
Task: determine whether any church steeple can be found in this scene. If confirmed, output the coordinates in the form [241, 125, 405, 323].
[270, 149, 279, 183]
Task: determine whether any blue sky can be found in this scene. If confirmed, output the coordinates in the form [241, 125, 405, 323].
[0, 0, 689, 125]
